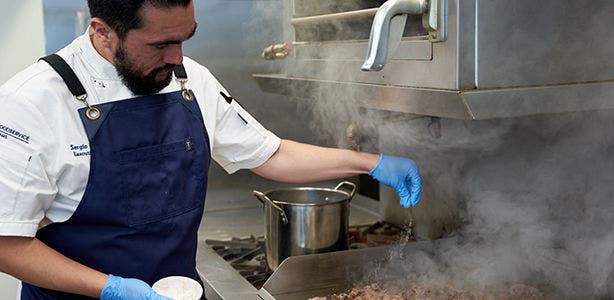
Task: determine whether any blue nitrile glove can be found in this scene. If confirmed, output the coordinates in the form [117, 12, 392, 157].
[368, 154, 422, 207]
[101, 274, 172, 300]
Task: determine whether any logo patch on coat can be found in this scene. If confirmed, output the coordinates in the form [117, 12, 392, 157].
[0, 123, 30, 144]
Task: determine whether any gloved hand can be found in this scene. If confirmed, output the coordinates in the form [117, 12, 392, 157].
[368, 154, 422, 207]
[100, 274, 171, 300]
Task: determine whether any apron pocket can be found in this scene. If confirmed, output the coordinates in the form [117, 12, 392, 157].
[117, 138, 203, 226]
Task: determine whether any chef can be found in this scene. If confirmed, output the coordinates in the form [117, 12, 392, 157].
[0, 0, 422, 299]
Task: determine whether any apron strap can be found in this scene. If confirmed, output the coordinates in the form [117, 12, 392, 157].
[40, 54, 190, 96]
[40, 54, 190, 121]
[39, 54, 87, 98]
[40, 54, 101, 120]
[174, 64, 188, 80]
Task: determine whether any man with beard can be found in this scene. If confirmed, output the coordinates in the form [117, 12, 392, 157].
[0, 0, 422, 299]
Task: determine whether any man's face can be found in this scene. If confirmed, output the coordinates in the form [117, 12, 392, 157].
[113, 2, 196, 95]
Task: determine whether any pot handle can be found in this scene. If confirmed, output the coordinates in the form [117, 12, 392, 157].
[334, 181, 357, 201]
[253, 190, 289, 224]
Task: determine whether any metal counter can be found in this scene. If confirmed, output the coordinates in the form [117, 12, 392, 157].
[197, 243, 258, 299]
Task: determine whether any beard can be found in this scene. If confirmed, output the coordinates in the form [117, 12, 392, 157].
[114, 42, 175, 95]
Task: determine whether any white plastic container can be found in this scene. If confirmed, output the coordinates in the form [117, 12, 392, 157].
[152, 276, 203, 300]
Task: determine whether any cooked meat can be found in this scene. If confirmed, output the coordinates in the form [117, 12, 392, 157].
[309, 283, 548, 300]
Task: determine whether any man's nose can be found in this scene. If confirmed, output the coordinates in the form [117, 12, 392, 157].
[164, 44, 183, 65]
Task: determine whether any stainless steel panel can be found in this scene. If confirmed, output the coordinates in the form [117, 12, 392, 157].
[456, 0, 476, 90]
[476, 0, 614, 88]
[254, 74, 614, 119]
[291, 8, 378, 26]
[253, 74, 472, 119]
[293, 0, 384, 17]
[257, 0, 614, 118]
[295, 39, 431, 61]
[463, 81, 614, 119]
[286, 54, 459, 89]
[197, 244, 259, 300]
[283, 0, 461, 90]
[258, 245, 396, 300]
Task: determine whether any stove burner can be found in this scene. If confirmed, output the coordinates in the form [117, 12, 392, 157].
[205, 221, 413, 289]
[205, 236, 271, 288]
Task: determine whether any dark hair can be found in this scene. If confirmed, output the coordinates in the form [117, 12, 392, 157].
[87, 0, 191, 39]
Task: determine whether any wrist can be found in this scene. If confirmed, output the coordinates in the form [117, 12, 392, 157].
[101, 274, 119, 300]
[363, 153, 382, 174]
[367, 153, 384, 175]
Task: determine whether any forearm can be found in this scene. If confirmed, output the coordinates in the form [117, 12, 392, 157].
[252, 139, 380, 183]
[0, 236, 108, 298]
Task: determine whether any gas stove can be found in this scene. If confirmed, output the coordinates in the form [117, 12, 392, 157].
[204, 221, 413, 290]
[205, 235, 270, 288]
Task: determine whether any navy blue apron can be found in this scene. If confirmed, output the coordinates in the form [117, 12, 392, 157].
[21, 54, 210, 299]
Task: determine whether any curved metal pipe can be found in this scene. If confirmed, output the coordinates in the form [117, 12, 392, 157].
[361, 0, 427, 71]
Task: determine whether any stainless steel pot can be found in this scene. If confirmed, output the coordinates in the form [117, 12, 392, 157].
[253, 181, 357, 270]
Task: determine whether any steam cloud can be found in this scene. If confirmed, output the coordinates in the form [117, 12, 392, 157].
[279, 39, 614, 300]
[244, 1, 614, 298]
[358, 111, 614, 299]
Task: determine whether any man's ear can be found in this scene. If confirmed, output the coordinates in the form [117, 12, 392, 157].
[90, 17, 117, 50]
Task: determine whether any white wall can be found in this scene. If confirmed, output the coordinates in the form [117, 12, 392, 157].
[0, 2, 45, 298]
[0, 0, 46, 84]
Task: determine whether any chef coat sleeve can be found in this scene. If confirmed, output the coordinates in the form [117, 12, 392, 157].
[0, 91, 57, 237]
[210, 90, 281, 174]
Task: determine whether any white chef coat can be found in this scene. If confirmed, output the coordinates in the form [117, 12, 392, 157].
[0, 31, 281, 237]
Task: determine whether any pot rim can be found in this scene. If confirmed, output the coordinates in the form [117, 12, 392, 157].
[263, 187, 352, 206]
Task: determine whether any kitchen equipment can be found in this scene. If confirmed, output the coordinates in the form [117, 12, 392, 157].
[253, 181, 357, 270]
[203, 221, 410, 292]
[256, 239, 559, 300]
[152, 276, 203, 300]
[254, 0, 614, 119]
[257, 243, 395, 300]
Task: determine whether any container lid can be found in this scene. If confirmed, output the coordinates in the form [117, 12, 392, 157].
[266, 188, 350, 206]
[152, 276, 203, 300]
